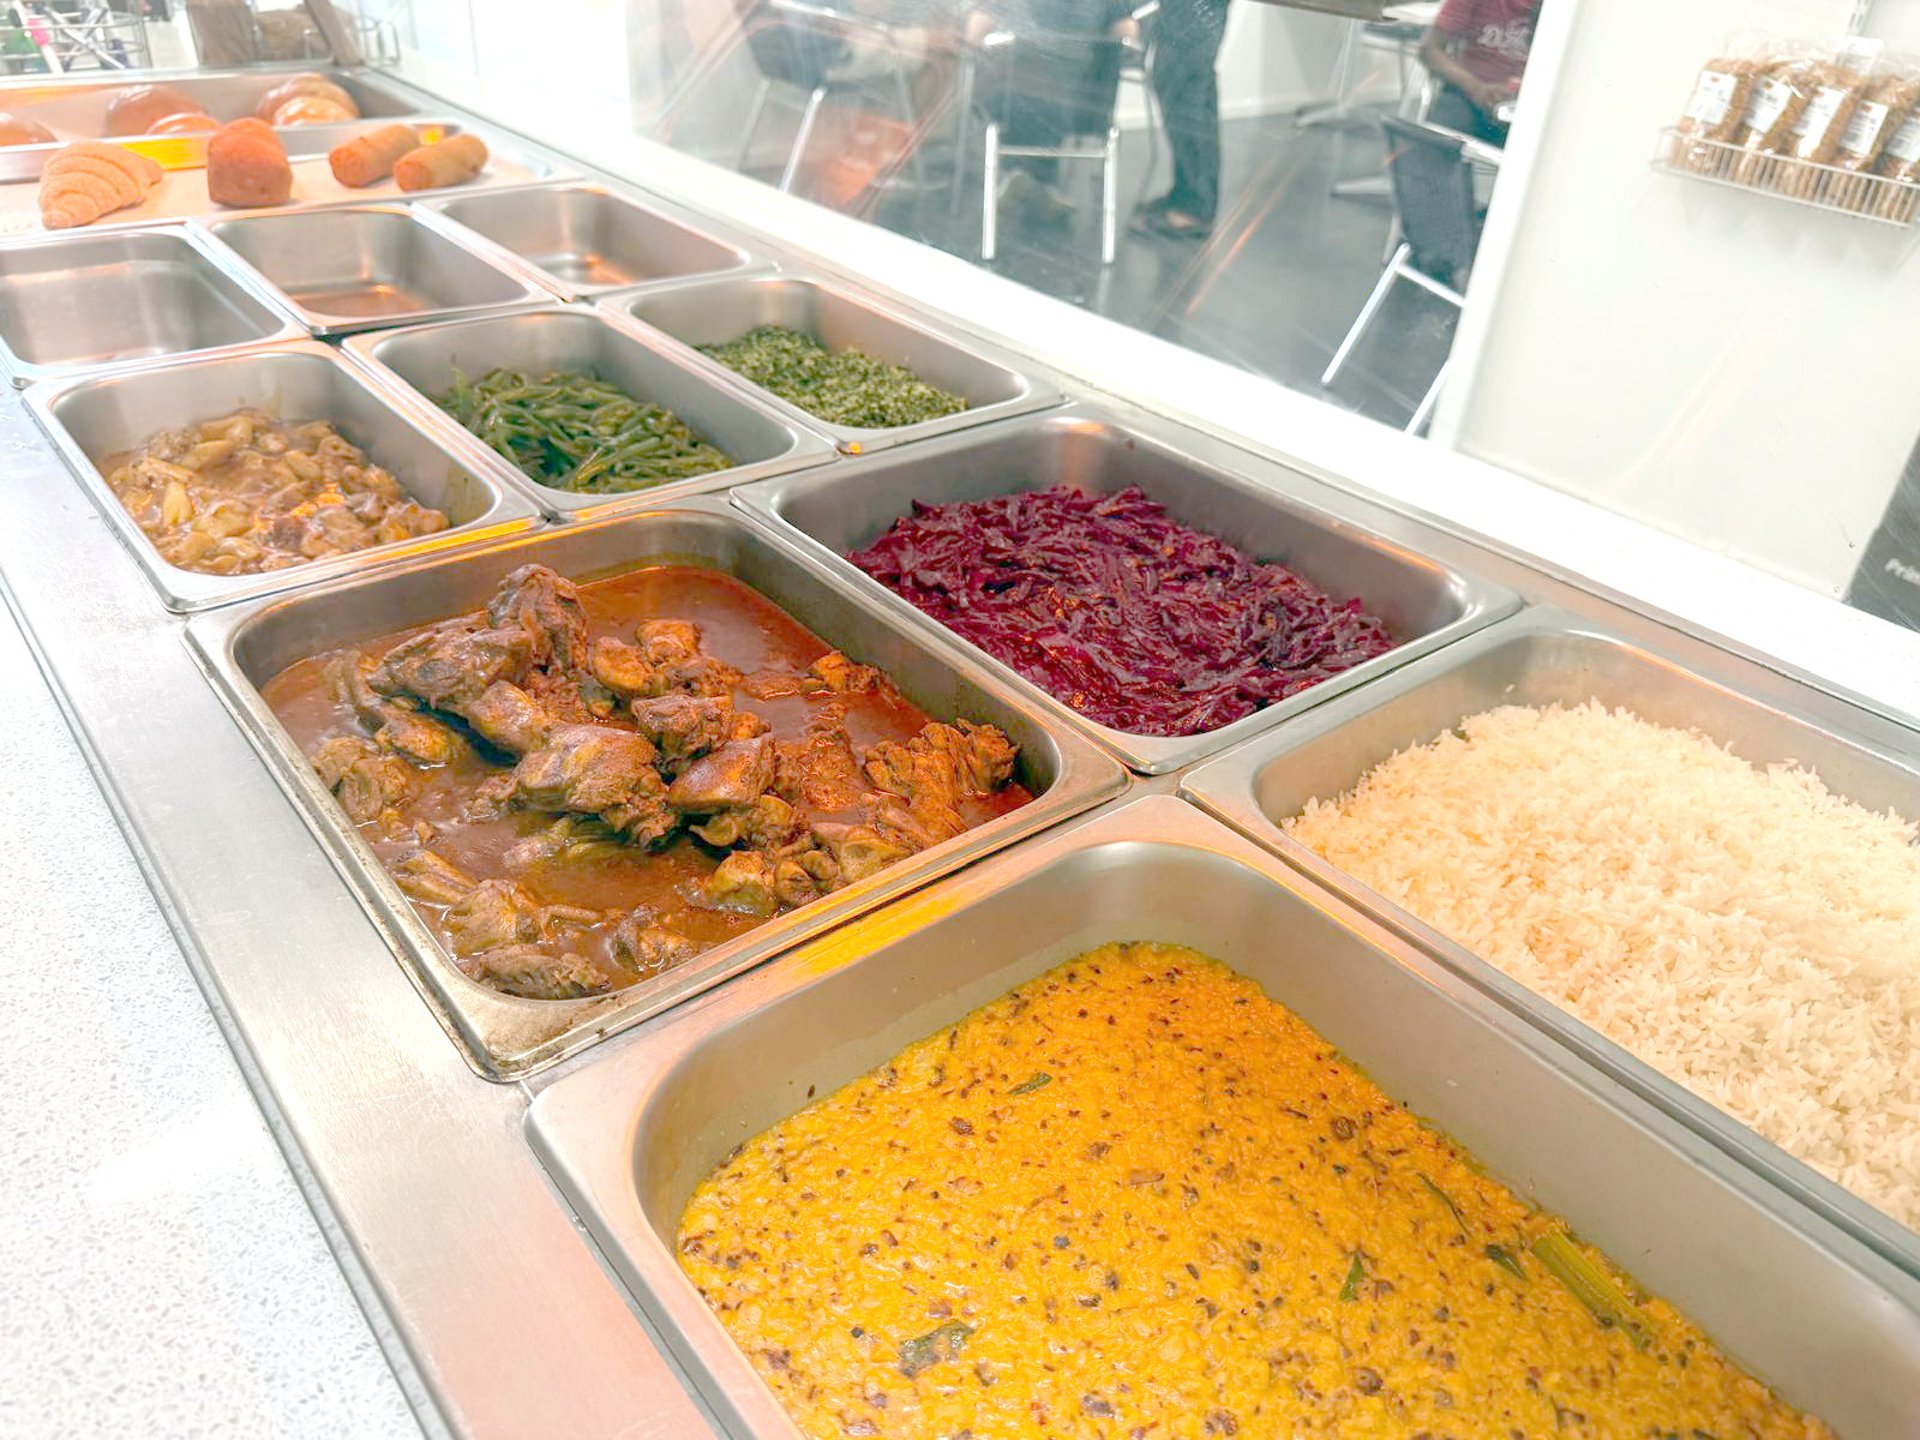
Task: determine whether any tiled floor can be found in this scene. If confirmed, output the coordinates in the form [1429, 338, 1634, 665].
[835, 113, 1459, 432]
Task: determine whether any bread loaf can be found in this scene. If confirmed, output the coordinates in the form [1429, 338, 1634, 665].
[105, 84, 205, 137]
[0, 112, 54, 147]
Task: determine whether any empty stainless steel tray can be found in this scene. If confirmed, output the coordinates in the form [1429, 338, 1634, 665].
[200, 204, 549, 336]
[0, 226, 302, 384]
[528, 794, 1920, 1440]
[736, 407, 1519, 773]
[185, 496, 1127, 1080]
[343, 306, 836, 522]
[611, 274, 1059, 453]
[1182, 605, 1920, 1278]
[27, 340, 541, 612]
[421, 183, 762, 299]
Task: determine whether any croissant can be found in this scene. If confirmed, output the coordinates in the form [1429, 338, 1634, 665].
[39, 141, 162, 228]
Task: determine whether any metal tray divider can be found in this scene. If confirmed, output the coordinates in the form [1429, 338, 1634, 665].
[184, 494, 1128, 1080]
[1179, 604, 1920, 1281]
[729, 405, 1522, 773]
[337, 304, 842, 525]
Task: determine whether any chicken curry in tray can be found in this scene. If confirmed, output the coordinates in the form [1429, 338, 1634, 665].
[264, 563, 1032, 1001]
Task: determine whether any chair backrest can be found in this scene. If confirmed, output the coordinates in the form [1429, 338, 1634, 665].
[976, 30, 1126, 139]
[733, 0, 846, 89]
[1381, 113, 1478, 288]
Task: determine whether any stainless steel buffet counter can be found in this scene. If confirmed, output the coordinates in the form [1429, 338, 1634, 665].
[5, 60, 1920, 1440]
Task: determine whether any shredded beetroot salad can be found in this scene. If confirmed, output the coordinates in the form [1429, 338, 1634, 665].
[847, 486, 1397, 738]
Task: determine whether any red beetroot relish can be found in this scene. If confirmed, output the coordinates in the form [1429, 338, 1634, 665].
[847, 485, 1396, 738]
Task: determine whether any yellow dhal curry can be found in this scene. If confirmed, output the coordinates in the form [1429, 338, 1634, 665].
[677, 943, 1828, 1440]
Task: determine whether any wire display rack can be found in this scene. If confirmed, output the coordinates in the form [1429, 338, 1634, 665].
[1653, 125, 1919, 227]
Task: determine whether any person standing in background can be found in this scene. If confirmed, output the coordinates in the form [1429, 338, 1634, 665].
[1419, 0, 1540, 145]
[1134, 0, 1229, 240]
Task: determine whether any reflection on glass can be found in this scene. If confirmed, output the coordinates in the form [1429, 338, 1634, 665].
[638, 0, 1540, 433]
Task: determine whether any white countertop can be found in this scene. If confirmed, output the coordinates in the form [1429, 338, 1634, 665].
[0, 602, 418, 1440]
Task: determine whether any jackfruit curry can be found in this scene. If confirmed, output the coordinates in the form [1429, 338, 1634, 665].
[264, 563, 1031, 1000]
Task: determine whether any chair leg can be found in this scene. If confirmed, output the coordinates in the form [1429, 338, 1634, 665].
[780, 85, 828, 193]
[1408, 356, 1450, 435]
[891, 64, 926, 186]
[1322, 242, 1409, 386]
[736, 76, 771, 172]
[981, 122, 1000, 260]
[1134, 62, 1162, 211]
[1100, 125, 1120, 264]
[1296, 19, 1358, 128]
[949, 54, 975, 217]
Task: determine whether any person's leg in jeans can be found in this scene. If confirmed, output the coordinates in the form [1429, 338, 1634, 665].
[1141, 0, 1228, 235]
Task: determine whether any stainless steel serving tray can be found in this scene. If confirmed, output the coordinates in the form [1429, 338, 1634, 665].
[609, 274, 1060, 454]
[528, 794, 1920, 1440]
[342, 305, 836, 523]
[25, 340, 542, 613]
[199, 203, 552, 336]
[0, 224, 303, 384]
[186, 496, 1127, 1080]
[1181, 604, 1920, 1279]
[418, 182, 769, 300]
[0, 67, 422, 180]
[735, 407, 1519, 773]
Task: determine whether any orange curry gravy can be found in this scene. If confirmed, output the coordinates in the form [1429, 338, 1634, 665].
[263, 565, 1034, 991]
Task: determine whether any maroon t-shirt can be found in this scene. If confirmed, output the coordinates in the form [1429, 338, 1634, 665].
[1435, 0, 1539, 89]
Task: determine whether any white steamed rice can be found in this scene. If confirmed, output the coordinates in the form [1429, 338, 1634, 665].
[1284, 701, 1920, 1230]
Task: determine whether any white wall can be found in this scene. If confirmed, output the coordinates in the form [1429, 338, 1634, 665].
[1448, 0, 1920, 597]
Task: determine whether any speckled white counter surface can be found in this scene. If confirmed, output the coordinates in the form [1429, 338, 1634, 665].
[0, 601, 419, 1440]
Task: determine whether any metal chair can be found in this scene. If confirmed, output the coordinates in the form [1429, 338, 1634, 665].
[726, 0, 926, 194]
[1321, 114, 1478, 435]
[966, 27, 1128, 263]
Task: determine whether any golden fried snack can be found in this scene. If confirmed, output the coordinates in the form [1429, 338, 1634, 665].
[393, 133, 487, 193]
[328, 123, 417, 188]
[207, 118, 292, 208]
[39, 141, 162, 228]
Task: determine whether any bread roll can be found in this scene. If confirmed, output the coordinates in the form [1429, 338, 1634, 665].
[0, 112, 55, 147]
[271, 95, 356, 126]
[254, 75, 357, 122]
[328, 123, 417, 187]
[394, 133, 488, 192]
[39, 141, 162, 228]
[207, 118, 292, 208]
[105, 84, 204, 136]
[148, 111, 220, 136]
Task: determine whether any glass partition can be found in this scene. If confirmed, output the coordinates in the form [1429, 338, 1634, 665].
[375, 0, 1531, 439]
[60, 0, 1918, 640]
